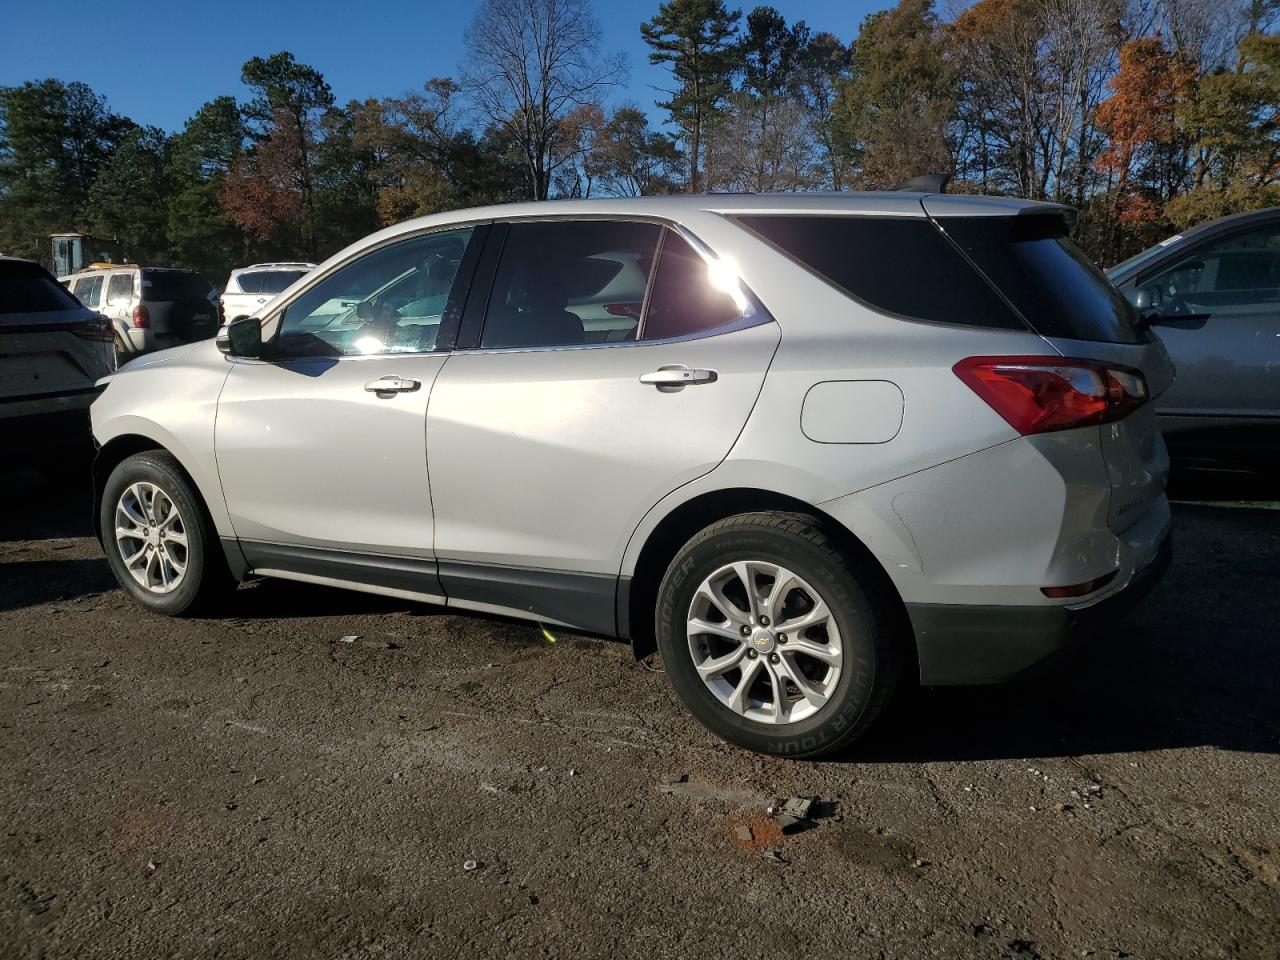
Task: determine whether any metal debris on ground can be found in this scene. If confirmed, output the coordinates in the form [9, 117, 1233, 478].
[762, 847, 787, 864]
[463, 859, 479, 871]
[766, 796, 817, 834]
[337, 635, 357, 643]
[639, 655, 664, 673]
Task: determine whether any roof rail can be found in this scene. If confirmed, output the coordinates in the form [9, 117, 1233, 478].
[889, 174, 950, 193]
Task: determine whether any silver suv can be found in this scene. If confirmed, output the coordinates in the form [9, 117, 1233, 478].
[90, 194, 1173, 757]
[62, 264, 219, 360]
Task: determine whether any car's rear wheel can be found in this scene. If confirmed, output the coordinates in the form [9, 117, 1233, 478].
[655, 512, 902, 758]
[100, 452, 233, 615]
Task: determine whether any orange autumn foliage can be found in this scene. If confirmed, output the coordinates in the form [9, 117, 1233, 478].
[1094, 38, 1196, 225]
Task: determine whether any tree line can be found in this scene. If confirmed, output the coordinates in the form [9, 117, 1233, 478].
[1, 0, 1276, 284]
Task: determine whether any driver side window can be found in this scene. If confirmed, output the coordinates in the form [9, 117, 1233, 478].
[268, 227, 474, 357]
[1139, 223, 1280, 318]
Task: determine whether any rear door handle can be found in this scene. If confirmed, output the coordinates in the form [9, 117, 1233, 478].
[639, 365, 718, 387]
[364, 376, 421, 395]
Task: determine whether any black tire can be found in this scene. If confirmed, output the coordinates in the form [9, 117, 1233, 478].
[655, 512, 902, 758]
[99, 451, 234, 615]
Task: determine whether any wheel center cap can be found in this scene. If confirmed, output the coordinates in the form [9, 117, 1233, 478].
[750, 628, 776, 655]
[147, 529, 160, 547]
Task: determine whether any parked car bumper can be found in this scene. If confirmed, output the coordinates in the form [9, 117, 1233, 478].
[0, 387, 99, 423]
[0, 389, 101, 454]
[907, 514, 1172, 685]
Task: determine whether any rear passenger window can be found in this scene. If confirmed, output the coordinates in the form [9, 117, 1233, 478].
[641, 231, 752, 341]
[735, 215, 1025, 330]
[481, 221, 661, 349]
[73, 276, 104, 308]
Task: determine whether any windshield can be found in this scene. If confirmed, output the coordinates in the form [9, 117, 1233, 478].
[143, 270, 213, 301]
[940, 215, 1145, 344]
[1108, 235, 1185, 279]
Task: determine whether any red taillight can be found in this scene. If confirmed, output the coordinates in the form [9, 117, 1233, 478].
[74, 316, 114, 342]
[132, 304, 150, 329]
[1041, 570, 1118, 598]
[953, 356, 1147, 436]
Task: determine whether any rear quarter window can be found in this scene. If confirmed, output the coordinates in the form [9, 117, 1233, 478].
[642, 231, 748, 340]
[734, 214, 1026, 331]
[938, 215, 1144, 344]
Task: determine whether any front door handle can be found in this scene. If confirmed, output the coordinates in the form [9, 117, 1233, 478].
[639, 365, 718, 388]
[364, 376, 421, 395]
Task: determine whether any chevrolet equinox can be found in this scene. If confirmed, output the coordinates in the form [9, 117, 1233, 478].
[90, 193, 1173, 757]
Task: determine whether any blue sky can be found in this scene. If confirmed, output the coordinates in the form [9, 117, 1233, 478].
[1, 0, 889, 134]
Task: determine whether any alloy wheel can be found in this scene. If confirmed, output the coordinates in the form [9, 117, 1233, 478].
[686, 560, 844, 724]
[114, 481, 189, 594]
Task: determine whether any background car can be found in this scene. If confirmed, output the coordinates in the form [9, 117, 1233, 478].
[1, 256, 114, 463]
[220, 262, 316, 324]
[1108, 208, 1280, 468]
[60, 264, 220, 362]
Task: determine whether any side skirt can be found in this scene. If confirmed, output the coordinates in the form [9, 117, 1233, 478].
[438, 560, 618, 638]
[237, 540, 620, 638]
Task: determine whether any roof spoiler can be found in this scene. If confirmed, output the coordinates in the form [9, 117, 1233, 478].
[890, 174, 950, 194]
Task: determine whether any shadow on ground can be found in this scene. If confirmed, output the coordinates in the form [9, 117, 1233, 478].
[2, 461, 1277, 762]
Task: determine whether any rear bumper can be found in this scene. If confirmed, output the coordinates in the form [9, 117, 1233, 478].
[908, 524, 1172, 686]
[0, 402, 97, 455]
[0, 388, 98, 423]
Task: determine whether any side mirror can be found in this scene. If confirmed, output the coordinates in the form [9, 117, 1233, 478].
[1128, 286, 1163, 312]
[356, 300, 375, 321]
[217, 316, 265, 358]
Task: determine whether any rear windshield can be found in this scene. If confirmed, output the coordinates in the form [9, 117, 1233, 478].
[238, 270, 308, 295]
[734, 215, 1026, 330]
[143, 269, 213, 301]
[939, 215, 1144, 344]
[0, 261, 82, 315]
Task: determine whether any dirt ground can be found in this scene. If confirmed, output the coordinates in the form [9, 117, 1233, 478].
[1, 464, 1277, 960]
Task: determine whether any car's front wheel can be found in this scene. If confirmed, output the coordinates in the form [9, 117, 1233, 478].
[656, 512, 902, 758]
[100, 451, 233, 615]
